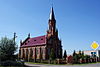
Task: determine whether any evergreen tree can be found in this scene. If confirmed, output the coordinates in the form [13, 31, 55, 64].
[73, 50, 76, 56]
[79, 50, 82, 59]
[63, 50, 67, 60]
[79, 50, 81, 55]
[82, 51, 84, 56]
[81, 51, 84, 59]
[73, 50, 79, 63]
[49, 48, 55, 60]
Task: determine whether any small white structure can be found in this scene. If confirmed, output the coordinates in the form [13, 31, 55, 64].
[76, 50, 100, 57]
[83, 50, 100, 57]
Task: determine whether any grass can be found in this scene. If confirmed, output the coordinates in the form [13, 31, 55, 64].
[26, 62, 66, 65]
[97, 62, 100, 63]
[25, 62, 100, 66]
[26, 62, 46, 64]
[71, 62, 98, 65]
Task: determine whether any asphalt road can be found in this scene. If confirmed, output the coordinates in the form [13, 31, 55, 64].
[25, 63, 100, 67]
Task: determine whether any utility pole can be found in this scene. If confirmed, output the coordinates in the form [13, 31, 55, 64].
[13, 32, 17, 44]
[13, 32, 18, 61]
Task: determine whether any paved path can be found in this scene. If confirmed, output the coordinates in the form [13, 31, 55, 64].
[25, 63, 100, 67]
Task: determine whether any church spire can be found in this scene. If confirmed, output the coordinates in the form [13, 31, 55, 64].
[49, 7, 55, 20]
[47, 6, 56, 37]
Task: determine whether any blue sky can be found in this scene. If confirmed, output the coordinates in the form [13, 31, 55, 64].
[0, 0, 100, 54]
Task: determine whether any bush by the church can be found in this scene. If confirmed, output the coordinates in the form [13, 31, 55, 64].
[0, 37, 24, 66]
[0, 37, 17, 61]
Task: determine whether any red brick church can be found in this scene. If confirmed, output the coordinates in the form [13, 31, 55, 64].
[19, 7, 62, 61]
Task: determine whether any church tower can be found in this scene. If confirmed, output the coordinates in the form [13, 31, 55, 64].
[46, 7, 62, 59]
[47, 7, 58, 38]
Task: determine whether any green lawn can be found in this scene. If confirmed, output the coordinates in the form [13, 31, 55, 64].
[25, 62, 100, 65]
[26, 62, 66, 65]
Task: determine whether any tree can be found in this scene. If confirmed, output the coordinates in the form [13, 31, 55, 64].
[78, 50, 82, 59]
[0, 37, 17, 61]
[73, 50, 79, 63]
[49, 48, 55, 60]
[81, 51, 84, 59]
[63, 50, 67, 60]
[73, 50, 76, 56]
[84, 55, 90, 59]
[81, 51, 84, 56]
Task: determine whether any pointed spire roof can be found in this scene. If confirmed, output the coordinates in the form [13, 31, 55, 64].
[49, 7, 55, 20]
[28, 33, 30, 38]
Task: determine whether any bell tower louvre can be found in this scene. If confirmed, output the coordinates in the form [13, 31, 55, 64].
[19, 6, 62, 61]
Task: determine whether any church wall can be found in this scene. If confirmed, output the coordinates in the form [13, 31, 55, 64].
[19, 45, 47, 61]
